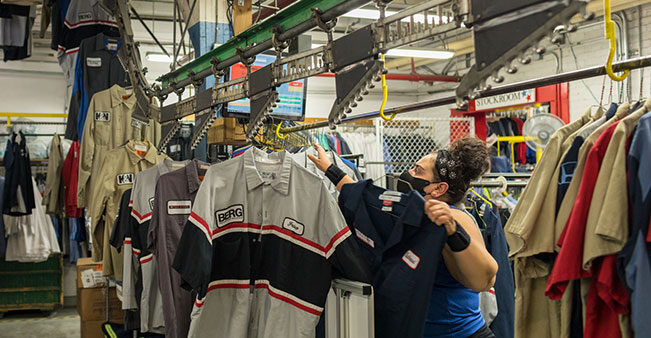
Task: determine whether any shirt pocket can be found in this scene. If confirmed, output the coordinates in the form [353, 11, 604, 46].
[213, 236, 250, 279]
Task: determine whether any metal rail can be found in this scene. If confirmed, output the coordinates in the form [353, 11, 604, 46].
[278, 55, 651, 134]
[156, 0, 369, 93]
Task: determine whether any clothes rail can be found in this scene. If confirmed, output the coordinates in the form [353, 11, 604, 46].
[278, 55, 651, 134]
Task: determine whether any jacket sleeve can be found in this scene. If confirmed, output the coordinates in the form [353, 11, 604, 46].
[319, 184, 371, 283]
[77, 94, 97, 208]
[89, 153, 115, 262]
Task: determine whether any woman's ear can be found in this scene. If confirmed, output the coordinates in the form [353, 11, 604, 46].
[426, 182, 449, 198]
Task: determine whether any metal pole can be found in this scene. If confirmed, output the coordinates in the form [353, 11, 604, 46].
[130, 6, 170, 57]
[173, 0, 177, 69]
[174, 0, 199, 66]
[278, 55, 651, 134]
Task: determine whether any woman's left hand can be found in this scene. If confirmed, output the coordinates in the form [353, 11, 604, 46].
[425, 199, 457, 235]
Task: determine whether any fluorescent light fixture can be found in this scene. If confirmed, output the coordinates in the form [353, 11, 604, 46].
[385, 49, 454, 59]
[311, 44, 453, 59]
[146, 52, 173, 63]
[343, 9, 452, 24]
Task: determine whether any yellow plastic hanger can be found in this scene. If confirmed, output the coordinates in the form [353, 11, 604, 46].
[276, 122, 288, 140]
[604, 0, 630, 82]
[379, 54, 395, 121]
[470, 188, 493, 209]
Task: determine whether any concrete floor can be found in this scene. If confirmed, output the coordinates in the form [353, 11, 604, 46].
[0, 307, 80, 338]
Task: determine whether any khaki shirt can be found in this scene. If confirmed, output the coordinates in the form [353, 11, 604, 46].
[505, 109, 592, 259]
[583, 100, 651, 268]
[42, 133, 64, 215]
[554, 103, 631, 247]
[77, 84, 156, 209]
[90, 140, 167, 280]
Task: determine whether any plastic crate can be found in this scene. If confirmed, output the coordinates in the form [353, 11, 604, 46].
[0, 255, 63, 312]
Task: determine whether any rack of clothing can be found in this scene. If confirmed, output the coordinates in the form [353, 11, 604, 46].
[505, 98, 651, 338]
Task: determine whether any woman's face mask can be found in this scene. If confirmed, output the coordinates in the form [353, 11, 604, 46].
[396, 170, 433, 196]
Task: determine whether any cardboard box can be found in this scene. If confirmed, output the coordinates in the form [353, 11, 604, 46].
[76, 257, 104, 289]
[81, 319, 106, 338]
[208, 118, 247, 145]
[77, 286, 124, 322]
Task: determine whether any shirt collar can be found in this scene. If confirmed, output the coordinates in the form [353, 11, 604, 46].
[243, 147, 293, 195]
[186, 159, 209, 194]
[110, 84, 136, 109]
[125, 140, 158, 165]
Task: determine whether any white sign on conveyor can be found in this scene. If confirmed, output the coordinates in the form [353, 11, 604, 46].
[474, 89, 536, 110]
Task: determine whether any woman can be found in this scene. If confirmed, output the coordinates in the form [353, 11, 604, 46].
[308, 137, 499, 338]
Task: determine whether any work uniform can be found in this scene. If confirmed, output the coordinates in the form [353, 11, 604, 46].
[3, 131, 35, 216]
[65, 32, 128, 141]
[173, 148, 371, 338]
[89, 140, 166, 280]
[289, 148, 357, 199]
[149, 159, 208, 338]
[57, 0, 119, 87]
[42, 133, 64, 215]
[62, 140, 82, 218]
[78, 84, 155, 209]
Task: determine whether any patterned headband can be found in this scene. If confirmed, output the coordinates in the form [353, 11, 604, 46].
[435, 149, 457, 184]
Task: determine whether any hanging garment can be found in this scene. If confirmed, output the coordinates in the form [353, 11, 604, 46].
[77, 84, 157, 209]
[129, 159, 190, 334]
[65, 32, 129, 141]
[0, 177, 5, 255]
[3, 132, 35, 216]
[504, 109, 592, 338]
[89, 140, 167, 280]
[172, 148, 371, 338]
[619, 108, 651, 337]
[338, 179, 447, 338]
[4, 177, 61, 262]
[289, 148, 358, 199]
[62, 140, 82, 218]
[0, 4, 28, 46]
[43, 133, 65, 215]
[148, 159, 208, 338]
[109, 189, 138, 311]
[57, 0, 119, 87]
[469, 200, 515, 338]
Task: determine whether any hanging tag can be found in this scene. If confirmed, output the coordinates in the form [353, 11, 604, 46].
[134, 144, 147, 157]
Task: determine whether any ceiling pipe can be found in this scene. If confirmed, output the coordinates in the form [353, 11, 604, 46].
[316, 72, 460, 82]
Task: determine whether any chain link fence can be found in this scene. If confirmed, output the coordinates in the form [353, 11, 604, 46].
[378, 117, 476, 174]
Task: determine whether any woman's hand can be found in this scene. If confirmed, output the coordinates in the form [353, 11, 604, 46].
[425, 199, 458, 235]
[307, 144, 333, 173]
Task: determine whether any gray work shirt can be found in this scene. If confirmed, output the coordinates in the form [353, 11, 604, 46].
[173, 147, 371, 338]
[289, 148, 357, 199]
[130, 159, 189, 334]
[148, 159, 209, 338]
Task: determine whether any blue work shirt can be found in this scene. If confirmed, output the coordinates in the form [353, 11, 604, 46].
[338, 180, 447, 338]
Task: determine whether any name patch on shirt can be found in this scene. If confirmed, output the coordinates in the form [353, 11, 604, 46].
[355, 229, 375, 248]
[86, 57, 102, 67]
[78, 12, 92, 21]
[116, 173, 134, 185]
[216, 204, 244, 228]
[402, 250, 420, 270]
[149, 197, 155, 211]
[282, 217, 304, 236]
[95, 111, 111, 122]
[168, 200, 191, 215]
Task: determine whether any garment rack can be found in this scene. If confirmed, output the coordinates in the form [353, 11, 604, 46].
[278, 55, 651, 134]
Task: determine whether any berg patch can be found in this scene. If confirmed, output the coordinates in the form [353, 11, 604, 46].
[95, 111, 110, 122]
[215, 204, 244, 228]
[282, 217, 304, 236]
[116, 173, 134, 185]
[167, 200, 191, 215]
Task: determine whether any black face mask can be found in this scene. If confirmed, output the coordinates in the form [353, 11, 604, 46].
[396, 171, 432, 196]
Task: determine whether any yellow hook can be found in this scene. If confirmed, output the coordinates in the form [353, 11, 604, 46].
[379, 54, 396, 121]
[604, 0, 630, 82]
[275, 122, 289, 139]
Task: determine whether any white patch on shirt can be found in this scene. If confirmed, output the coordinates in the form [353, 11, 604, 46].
[149, 197, 155, 211]
[215, 204, 244, 228]
[282, 217, 304, 236]
[167, 200, 191, 215]
[78, 12, 92, 21]
[95, 111, 111, 122]
[402, 250, 420, 270]
[116, 173, 134, 185]
[86, 57, 102, 67]
[355, 229, 375, 248]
